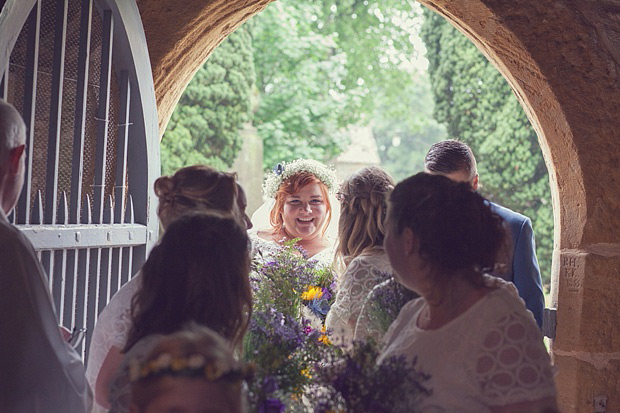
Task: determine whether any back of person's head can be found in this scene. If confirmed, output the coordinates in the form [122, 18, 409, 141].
[0, 99, 26, 163]
[125, 211, 252, 351]
[388, 173, 505, 278]
[337, 166, 394, 263]
[424, 140, 477, 181]
[0, 100, 27, 214]
[129, 323, 252, 413]
[154, 165, 238, 229]
[269, 171, 332, 235]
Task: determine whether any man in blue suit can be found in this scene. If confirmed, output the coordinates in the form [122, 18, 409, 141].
[424, 140, 545, 328]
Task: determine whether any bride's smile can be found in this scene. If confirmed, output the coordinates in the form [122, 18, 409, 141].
[282, 182, 327, 240]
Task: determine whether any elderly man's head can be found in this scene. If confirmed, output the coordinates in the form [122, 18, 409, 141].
[0, 99, 26, 215]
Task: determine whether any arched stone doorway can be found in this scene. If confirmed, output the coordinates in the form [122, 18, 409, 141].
[137, 1, 620, 410]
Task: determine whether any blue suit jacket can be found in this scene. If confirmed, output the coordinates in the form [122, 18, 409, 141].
[490, 202, 545, 328]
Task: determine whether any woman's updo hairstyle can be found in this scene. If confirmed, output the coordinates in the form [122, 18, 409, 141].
[154, 165, 238, 229]
[389, 173, 506, 276]
[337, 166, 394, 264]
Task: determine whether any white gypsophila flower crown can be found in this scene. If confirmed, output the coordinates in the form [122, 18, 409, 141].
[263, 159, 338, 198]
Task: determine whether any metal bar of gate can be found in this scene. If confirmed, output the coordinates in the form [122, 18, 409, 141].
[89, 8, 113, 319]
[44, 0, 68, 226]
[17, 0, 40, 225]
[92, 9, 113, 224]
[82, 195, 94, 359]
[55, 193, 69, 324]
[113, 70, 130, 291]
[121, 196, 135, 285]
[43, 0, 69, 291]
[67, 0, 93, 338]
[98, 196, 114, 312]
[69, 0, 92, 225]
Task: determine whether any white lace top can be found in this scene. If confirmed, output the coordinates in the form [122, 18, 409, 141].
[85, 273, 141, 402]
[379, 276, 556, 411]
[325, 252, 392, 345]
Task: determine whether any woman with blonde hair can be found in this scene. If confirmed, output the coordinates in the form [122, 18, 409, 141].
[86, 165, 251, 412]
[325, 166, 395, 345]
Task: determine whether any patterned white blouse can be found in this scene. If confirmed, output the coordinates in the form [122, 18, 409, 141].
[378, 275, 556, 412]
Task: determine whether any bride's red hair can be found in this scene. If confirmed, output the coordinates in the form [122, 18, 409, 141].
[269, 171, 332, 237]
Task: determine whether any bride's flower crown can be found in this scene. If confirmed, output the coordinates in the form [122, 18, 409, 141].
[263, 159, 338, 198]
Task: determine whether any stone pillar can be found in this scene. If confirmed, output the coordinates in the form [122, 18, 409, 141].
[231, 123, 264, 217]
[551, 247, 620, 411]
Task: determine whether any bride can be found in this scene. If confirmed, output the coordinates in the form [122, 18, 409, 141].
[250, 159, 339, 264]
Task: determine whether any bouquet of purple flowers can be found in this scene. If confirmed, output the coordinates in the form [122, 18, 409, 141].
[356, 273, 419, 342]
[307, 339, 431, 412]
[243, 309, 327, 411]
[244, 240, 336, 411]
[250, 239, 335, 322]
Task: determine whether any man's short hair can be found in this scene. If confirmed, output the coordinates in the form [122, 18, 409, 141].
[424, 139, 477, 179]
[0, 99, 26, 162]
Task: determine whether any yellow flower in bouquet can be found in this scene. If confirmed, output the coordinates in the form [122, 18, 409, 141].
[301, 286, 324, 301]
[319, 325, 331, 345]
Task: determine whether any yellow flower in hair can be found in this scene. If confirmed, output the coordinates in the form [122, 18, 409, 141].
[171, 358, 187, 371]
[301, 286, 323, 301]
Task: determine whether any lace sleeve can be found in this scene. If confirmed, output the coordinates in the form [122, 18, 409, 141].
[86, 275, 140, 389]
[354, 280, 391, 343]
[474, 310, 556, 405]
[326, 257, 387, 345]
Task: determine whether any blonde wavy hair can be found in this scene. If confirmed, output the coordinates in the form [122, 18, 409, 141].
[154, 165, 238, 229]
[337, 166, 394, 266]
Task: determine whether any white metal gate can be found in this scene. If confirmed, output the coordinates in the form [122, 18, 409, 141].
[0, 0, 159, 359]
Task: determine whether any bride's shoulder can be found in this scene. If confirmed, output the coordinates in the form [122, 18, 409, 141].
[255, 229, 274, 241]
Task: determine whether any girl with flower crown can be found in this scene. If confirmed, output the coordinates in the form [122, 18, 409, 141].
[250, 159, 340, 264]
[127, 324, 253, 413]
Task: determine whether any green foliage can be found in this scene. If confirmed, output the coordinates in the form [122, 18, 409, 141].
[249, 2, 350, 169]
[160, 28, 255, 175]
[374, 73, 447, 182]
[250, 0, 429, 169]
[420, 9, 553, 284]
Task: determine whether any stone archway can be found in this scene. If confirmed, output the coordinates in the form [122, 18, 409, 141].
[137, 1, 620, 410]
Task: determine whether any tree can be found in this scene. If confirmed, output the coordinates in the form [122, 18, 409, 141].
[250, 0, 430, 169]
[373, 74, 447, 181]
[160, 27, 255, 175]
[420, 10, 554, 284]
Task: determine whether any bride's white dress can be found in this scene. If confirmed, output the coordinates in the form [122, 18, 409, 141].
[325, 252, 392, 346]
[248, 229, 336, 268]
